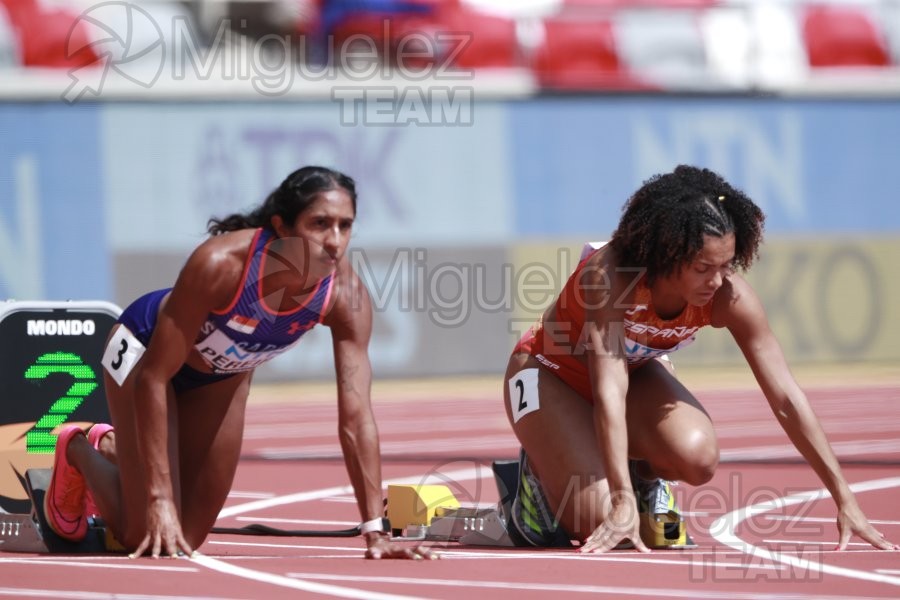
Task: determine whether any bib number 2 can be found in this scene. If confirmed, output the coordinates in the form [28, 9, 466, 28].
[508, 368, 540, 424]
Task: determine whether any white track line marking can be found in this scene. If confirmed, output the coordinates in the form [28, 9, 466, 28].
[721, 439, 900, 461]
[196, 467, 490, 598]
[0, 557, 195, 571]
[711, 476, 900, 586]
[227, 491, 275, 499]
[762, 540, 871, 547]
[0, 589, 242, 600]
[190, 553, 422, 600]
[234, 516, 358, 526]
[765, 516, 900, 526]
[283, 573, 886, 599]
[217, 466, 491, 518]
[208, 541, 361, 551]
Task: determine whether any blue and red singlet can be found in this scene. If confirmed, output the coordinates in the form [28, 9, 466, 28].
[117, 228, 334, 390]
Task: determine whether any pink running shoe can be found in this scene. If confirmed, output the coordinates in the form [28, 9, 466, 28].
[44, 425, 88, 541]
[84, 423, 114, 519]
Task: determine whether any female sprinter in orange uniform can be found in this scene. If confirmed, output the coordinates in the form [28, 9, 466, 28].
[503, 165, 897, 553]
[44, 166, 432, 560]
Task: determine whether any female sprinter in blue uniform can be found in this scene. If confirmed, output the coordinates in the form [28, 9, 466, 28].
[44, 166, 432, 559]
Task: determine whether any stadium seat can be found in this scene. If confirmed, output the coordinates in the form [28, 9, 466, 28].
[0, 1, 18, 67]
[614, 9, 709, 88]
[0, 0, 98, 68]
[430, 5, 519, 69]
[334, 3, 518, 71]
[802, 5, 890, 68]
[325, 0, 442, 61]
[532, 18, 652, 90]
[561, 0, 718, 8]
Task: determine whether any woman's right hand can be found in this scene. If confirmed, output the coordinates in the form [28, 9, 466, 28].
[129, 498, 194, 559]
[577, 492, 651, 554]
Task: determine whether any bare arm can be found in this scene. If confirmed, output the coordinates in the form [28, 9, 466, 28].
[721, 274, 896, 551]
[323, 264, 433, 559]
[578, 254, 649, 553]
[128, 236, 243, 557]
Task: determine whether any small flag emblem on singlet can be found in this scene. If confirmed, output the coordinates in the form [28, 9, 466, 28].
[226, 315, 259, 334]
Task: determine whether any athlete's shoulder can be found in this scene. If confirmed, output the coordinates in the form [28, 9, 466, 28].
[174, 229, 258, 302]
[189, 229, 257, 269]
[710, 272, 763, 327]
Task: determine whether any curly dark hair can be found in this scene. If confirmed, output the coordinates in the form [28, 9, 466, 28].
[207, 166, 357, 235]
[608, 165, 765, 284]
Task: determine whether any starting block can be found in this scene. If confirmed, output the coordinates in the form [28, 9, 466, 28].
[386, 460, 695, 550]
[0, 469, 123, 554]
[640, 508, 695, 549]
[387, 460, 523, 546]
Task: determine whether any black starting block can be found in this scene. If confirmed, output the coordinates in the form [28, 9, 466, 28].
[0, 469, 123, 554]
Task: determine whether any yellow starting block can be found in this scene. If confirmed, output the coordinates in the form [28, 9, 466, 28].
[385, 461, 696, 550]
[639, 510, 694, 549]
[386, 484, 460, 535]
[386, 483, 517, 546]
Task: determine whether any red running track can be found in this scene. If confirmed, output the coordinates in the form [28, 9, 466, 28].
[2, 383, 899, 599]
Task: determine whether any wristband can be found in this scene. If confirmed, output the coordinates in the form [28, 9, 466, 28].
[359, 517, 389, 535]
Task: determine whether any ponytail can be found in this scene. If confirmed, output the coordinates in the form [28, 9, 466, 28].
[207, 166, 358, 236]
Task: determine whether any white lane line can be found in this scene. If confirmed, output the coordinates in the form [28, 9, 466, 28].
[191, 553, 423, 600]
[0, 557, 195, 572]
[877, 569, 900, 575]
[208, 541, 361, 552]
[711, 476, 900, 586]
[206, 542, 782, 572]
[217, 466, 491, 518]
[234, 516, 358, 526]
[283, 573, 884, 599]
[228, 491, 275, 499]
[761, 540, 872, 547]
[196, 467, 491, 598]
[438, 554, 783, 569]
[721, 439, 900, 461]
[0, 589, 242, 600]
[765, 516, 900, 526]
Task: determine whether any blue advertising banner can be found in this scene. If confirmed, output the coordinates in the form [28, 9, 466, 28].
[510, 97, 900, 236]
[0, 104, 109, 301]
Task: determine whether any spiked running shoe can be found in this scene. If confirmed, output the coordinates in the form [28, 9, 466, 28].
[84, 423, 114, 519]
[629, 459, 680, 518]
[509, 449, 571, 547]
[45, 425, 89, 541]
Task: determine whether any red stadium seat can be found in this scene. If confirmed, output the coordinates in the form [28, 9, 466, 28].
[0, 0, 98, 68]
[802, 5, 890, 68]
[432, 6, 518, 69]
[532, 18, 654, 90]
[562, 0, 718, 8]
[370, 5, 519, 71]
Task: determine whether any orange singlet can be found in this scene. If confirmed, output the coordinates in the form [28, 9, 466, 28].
[514, 244, 714, 402]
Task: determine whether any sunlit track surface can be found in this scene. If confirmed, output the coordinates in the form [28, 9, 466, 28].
[2, 381, 899, 599]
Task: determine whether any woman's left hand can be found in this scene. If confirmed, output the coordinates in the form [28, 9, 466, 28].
[364, 532, 438, 560]
[836, 502, 898, 551]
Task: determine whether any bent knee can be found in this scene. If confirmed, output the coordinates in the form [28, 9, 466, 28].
[680, 435, 719, 486]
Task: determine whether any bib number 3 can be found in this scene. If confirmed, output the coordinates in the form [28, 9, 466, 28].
[508, 368, 540, 424]
[101, 325, 146, 386]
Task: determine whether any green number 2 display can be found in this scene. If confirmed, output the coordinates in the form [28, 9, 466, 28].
[24, 352, 98, 454]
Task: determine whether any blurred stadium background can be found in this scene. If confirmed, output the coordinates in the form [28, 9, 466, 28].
[1, 0, 898, 385]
